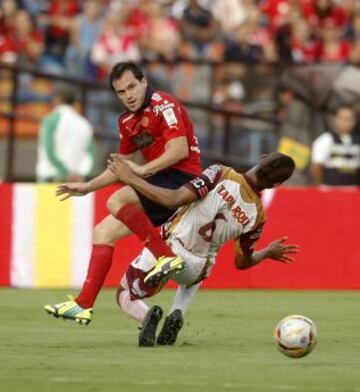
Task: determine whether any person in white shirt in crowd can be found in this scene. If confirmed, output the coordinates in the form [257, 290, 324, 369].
[311, 105, 360, 186]
[36, 86, 95, 182]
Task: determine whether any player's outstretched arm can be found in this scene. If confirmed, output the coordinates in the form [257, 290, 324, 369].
[107, 154, 197, 209]
[55, 168, 118, 201]
[235, 237, 299, 270]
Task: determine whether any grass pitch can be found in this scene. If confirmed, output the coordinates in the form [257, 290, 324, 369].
[0, 289, 360, 392]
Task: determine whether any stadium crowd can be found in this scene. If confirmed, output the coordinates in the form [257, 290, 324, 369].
[1, 0, 360, 81]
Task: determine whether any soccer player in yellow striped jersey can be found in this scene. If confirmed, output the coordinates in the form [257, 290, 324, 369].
[108, 152, 299, 346]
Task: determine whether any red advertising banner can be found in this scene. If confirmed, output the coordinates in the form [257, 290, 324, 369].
[102, 186, 360, 289]
[1, 185, 359, 289]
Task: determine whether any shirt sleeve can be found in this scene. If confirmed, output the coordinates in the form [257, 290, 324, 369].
[235, 223, 264, 256]
[312, 133, 333, 164]
[41, 113, 68, 179]
[118, 119, 138, 155]
[184, 164, 223, 199]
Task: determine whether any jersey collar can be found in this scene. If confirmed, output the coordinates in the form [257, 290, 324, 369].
[137, 86, 154, 114]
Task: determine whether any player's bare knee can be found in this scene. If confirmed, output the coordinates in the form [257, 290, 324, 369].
[107, 186, 141, 216]
[106, 195, 118, 216]
[93, 222, 115, 245]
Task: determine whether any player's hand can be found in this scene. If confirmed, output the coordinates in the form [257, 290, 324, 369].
[266, 237, 299, 263]
[107, 154, 135, 183]
[124, 159, 151, 177]
[55, 182, 90, 201]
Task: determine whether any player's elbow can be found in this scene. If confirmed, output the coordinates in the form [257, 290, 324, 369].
[172, 143, 189, 162]
[234, 255, 244, 270]
[235, 263, 248, 270]
[162, 199, 177, 209]
[234, 255, 250, 270]
[175, 148, 188, 162]
[180, 147, 189, 159]
[163, 194, 183, 210]
[172, 195, 186, 209]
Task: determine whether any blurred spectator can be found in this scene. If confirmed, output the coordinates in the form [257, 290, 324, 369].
[36, 86, 95, 182]
[40, 0, 80, 72]
[0, 30, 16, 63]
[11, 9, 44, 65]
[212, 0, 255, 34]
[161, 0, 188, 20]
[1, 4, 44, 65]
[20, 0, 49, 16]
[318, 17, 351, 62]
[224, 23, 264, 63]
[0, 0, 19, 34]
[138, 1, 180, 61]
[247, 7, 278, 62]
[90, 9, 140, 81]
[290, 18, 320, 63]
[0, 0, 19, 63]
[350, 37, 360, 65]
[224, 6, 277, 63]
[179, 0, 220, 60]
[65, 0, 104, 78]
[342, 0, 358, 36]
[122, 0, 150, 41]
[259, 0, 295, 30]
[311, 105, 360, 185]
[345, 10, 360, 40]
[302, 0, 347, 30]
[272, 2, 307, 63]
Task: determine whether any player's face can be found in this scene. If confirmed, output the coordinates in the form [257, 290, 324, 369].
[335, 108, 356, 135]
[112, 70, 148, 113]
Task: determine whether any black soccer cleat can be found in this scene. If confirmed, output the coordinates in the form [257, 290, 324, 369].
[138, 306, 163, 347]
[157, 309, 184, 346]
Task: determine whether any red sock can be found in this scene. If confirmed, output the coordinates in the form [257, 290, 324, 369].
[116, 204, 175, 259]
[76, 244, 114, 309]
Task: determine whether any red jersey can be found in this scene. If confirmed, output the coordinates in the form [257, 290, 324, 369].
[118, 89, 202, 176]
[48, 0, 80, 37]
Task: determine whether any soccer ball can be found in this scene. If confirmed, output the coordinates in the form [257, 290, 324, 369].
[274, 315, 317, 358]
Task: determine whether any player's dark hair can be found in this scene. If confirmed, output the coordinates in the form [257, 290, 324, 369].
[109, 62, 145, 90]
[255, 152, 295, 188]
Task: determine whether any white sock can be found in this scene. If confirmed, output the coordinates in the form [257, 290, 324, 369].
[118, 290, 149, 322]
[168, 283, 201, 315]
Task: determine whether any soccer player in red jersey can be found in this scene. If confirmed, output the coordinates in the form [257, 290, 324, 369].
[44, 62, 202, 325]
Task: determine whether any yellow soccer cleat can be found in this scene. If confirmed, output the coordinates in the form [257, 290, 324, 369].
[144, 256, 185, 287]
[44, 296, 93, 326]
